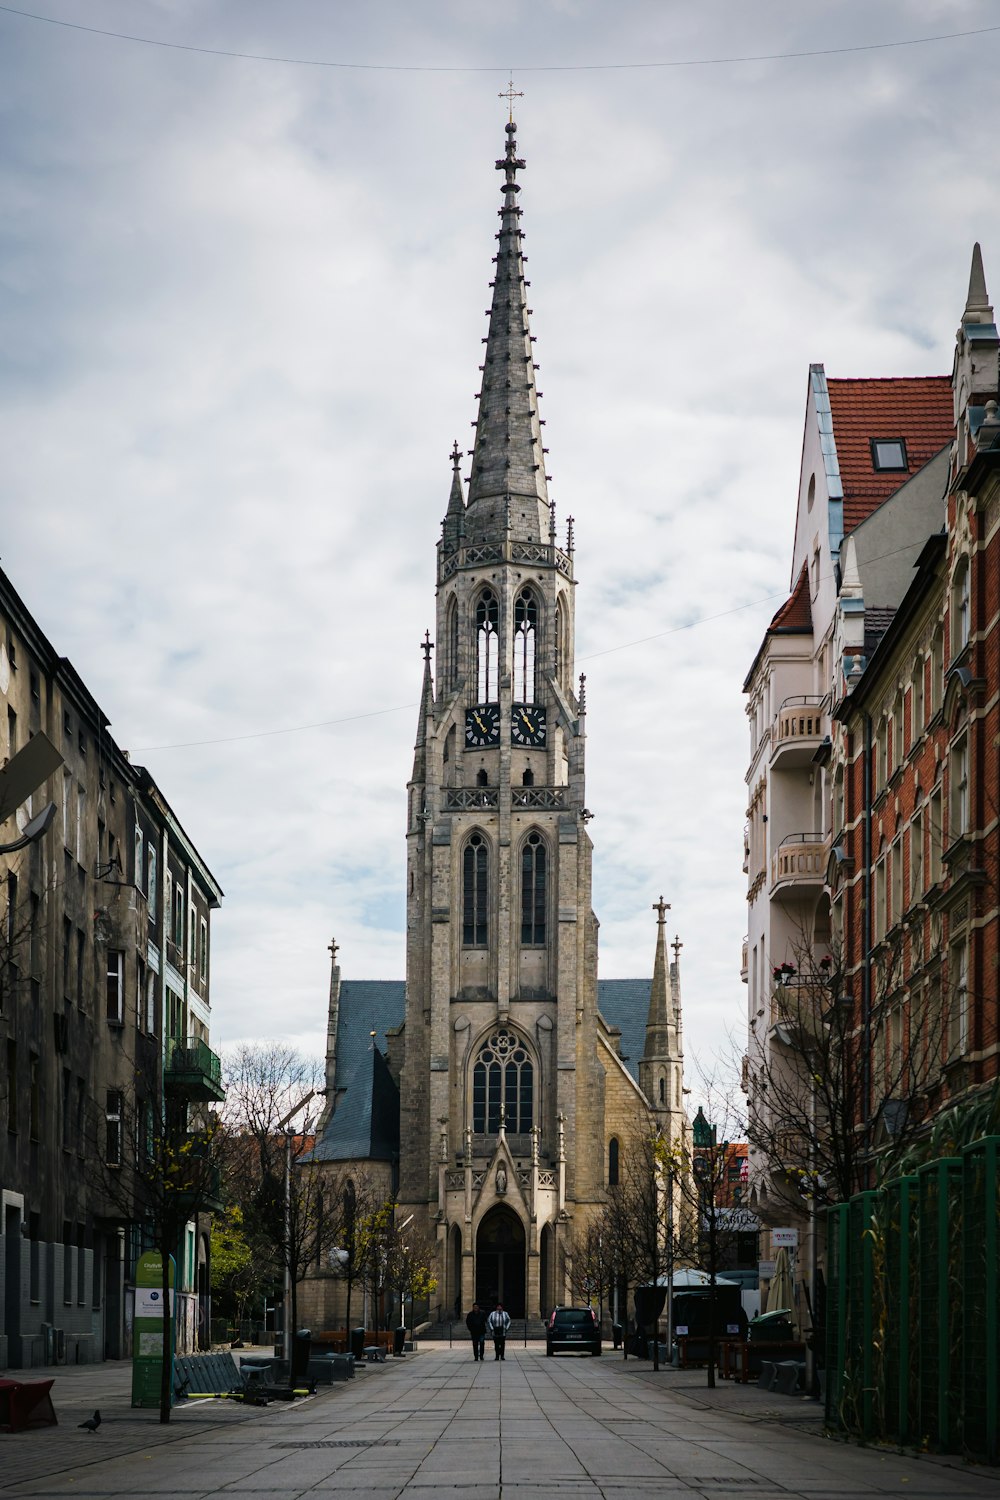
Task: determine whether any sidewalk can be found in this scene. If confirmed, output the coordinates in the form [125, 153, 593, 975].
[0, 1345, 407, 1493]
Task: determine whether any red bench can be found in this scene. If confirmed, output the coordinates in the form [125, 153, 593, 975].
[0, 1377, 57, 1432]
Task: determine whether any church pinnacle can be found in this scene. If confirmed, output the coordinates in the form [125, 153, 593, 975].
[464, 114, 551, 544]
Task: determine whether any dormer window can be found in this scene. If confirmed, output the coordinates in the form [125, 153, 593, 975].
[871, 439, 908, 472]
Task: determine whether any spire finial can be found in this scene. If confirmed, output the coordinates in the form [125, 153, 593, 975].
[421, 630, 433, 663]
[450, 438, 461, 470]
[672, 934, 683, 962]
[964, 242, 993, 323]
[566, 515, 575, 553]
[578, 672, 587, 713]
[499, 77, 523, 125]
[653, 896, 671, 926]
[328, 937, 339, 964]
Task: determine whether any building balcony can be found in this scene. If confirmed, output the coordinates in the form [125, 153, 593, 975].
[770, 696, 827, 771]
[165, 1036, 226, 1102]
[770, 833, 826, 898]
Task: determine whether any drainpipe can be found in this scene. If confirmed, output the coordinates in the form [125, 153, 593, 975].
[861, 712, 873, 1183]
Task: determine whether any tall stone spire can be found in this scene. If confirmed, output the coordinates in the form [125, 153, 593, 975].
[964, 242, 993, 325]
[640, 897, 674, 1109]
[465, 116, 550, 544]
[410, 631, 434, 782]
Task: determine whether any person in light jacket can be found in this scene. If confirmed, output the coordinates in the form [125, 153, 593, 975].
[487, 1302, 511, 1360]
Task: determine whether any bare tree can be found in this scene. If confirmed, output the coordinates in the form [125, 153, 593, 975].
[220, 1043, 331, 1342]
[742, 936, 931, 1213]
[590, 1133, 696, 1371]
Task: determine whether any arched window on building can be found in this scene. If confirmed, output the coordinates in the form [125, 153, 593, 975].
[445, 596, 459, 690]
[472, 1029, 533, 1134]
[608, 1136, 619, 1186]
[659, 1077, 665, 1105]
[555, 595, 568, 688]
[463, 833, 488, 947]
[521, 832, 546, 946]
[513, 589, 538, 703]
[476, 590, 499, 701]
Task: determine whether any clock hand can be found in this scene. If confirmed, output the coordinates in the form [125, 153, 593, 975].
[520, 710, 532, 728]
[474, 712, 487, 732]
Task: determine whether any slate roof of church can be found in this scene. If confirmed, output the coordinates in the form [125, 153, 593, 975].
[310, 977, 654, 1163]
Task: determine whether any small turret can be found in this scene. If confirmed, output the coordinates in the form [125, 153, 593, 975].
[441, 440, 465, 556]
[640, 897, 674, 1111]
[410, 631, 434, 784]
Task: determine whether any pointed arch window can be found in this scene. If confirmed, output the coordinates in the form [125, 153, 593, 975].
[445, 597, 459, 691]
[463, 833, 489, 947]
[521, 831, 546, 946]
[513, 589, 538, 704]
[476, 591, 499, 701]
[555, 595, 568, 688]
[472, 1029, 533, 1134]
[608, 1136, 620, 1186]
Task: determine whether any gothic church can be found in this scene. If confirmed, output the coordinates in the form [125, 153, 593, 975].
[302, 119, 688, 1324]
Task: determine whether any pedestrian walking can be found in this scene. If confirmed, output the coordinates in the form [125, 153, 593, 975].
[466, 1302, 487, 1361]
[487, 1302, 511, 1360]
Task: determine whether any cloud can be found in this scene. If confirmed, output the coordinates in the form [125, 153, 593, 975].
[2, 0, 998, 1074]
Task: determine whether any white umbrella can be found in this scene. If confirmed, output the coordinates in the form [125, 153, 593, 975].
[765, 1247, 794, 1320]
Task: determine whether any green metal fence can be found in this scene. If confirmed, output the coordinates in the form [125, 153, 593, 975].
[826, 1137, 999, 1463]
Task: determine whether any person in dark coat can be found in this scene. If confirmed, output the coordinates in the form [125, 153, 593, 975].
[466, 1302, 487, 1361]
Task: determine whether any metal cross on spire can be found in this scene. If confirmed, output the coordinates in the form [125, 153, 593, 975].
[653, 896, 671, 925]
[420, 629, 433, 662]
[672, 935, 684, 961]
[499, 77, 523, 123]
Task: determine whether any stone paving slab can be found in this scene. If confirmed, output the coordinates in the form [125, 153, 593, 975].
[3, 1344, 999, 1498]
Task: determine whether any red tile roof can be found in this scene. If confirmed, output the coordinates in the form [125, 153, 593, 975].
[827, 376, 953, 534]
[768, 562, 812, 633]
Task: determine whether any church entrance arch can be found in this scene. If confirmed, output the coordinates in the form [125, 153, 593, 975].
[475, 1207, 526, 1317]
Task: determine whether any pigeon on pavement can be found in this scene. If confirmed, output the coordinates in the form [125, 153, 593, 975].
[78, 1409, 101, 1432]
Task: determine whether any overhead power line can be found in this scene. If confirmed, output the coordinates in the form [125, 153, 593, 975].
[133, 531, 935, 753]
[1, 5, 998, 74]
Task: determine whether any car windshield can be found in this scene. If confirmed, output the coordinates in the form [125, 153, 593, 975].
[554, 1309, 594, 1325]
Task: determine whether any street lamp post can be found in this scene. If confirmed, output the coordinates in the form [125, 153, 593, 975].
[275, 1087, 325, 1372]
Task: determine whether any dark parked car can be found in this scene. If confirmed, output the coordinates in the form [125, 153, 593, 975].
[546, 1306, 601, 1357]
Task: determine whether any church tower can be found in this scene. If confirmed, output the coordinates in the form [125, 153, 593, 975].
[398, 115, 604, 1320]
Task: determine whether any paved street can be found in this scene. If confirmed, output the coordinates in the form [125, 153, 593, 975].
[3, 1346, 997, 1499]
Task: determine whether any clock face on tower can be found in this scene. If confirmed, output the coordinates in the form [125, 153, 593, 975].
[465, 704, 501, 748]
[511, 704, 547, 747]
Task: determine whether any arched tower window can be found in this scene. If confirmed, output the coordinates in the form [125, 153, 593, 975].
[658, 1077, 665, 1105]
[445, 597, 459, 690]
[521, 831, 546, 946]
[555, 595, 568, 687]
[462, 833, 488, 947]
[608, 1137, 619, 1186]
[472, 1029, 533, 1134]
[476, 590, 499, 702]
[513, 589, 538, 704]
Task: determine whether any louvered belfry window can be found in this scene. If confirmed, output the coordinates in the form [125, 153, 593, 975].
[476, 590, 499, 701]
[513, 589, 537, 703]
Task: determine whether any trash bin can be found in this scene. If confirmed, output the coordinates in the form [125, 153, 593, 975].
[393, 1327, 407, 1358]
[290, 1328, 312, 1387]
[612, 1322, 623, 1350]
[350, 1327, 366, 1361]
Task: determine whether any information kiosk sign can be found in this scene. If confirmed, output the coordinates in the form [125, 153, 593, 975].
[131, 1251, 175, 1408]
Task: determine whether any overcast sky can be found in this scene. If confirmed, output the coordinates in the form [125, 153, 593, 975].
[3, 1, 999, 1075]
